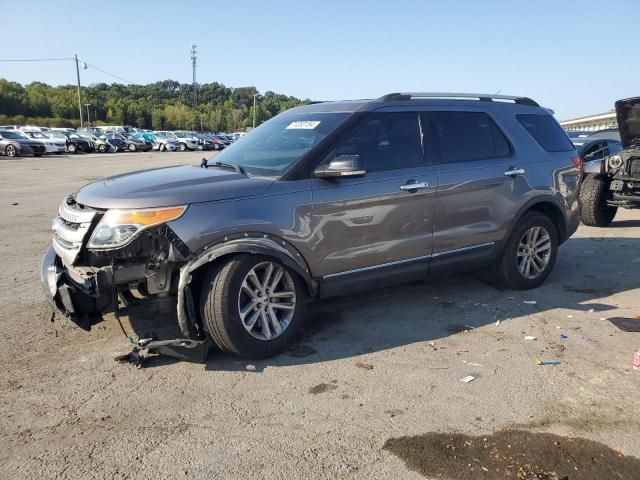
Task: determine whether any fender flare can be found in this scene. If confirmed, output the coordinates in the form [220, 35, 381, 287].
[176, 237, 316, 338]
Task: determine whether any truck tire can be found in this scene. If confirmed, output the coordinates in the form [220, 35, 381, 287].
[200, 254, 306, 358]
[494, 212, 558, 290]
[579, 174, 617, 227]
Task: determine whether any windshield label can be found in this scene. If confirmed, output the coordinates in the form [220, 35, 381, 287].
[286, 120, 321, 130]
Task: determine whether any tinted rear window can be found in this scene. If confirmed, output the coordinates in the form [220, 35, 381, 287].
[430, 111, 511, 163]
[516, 114, 574, 152]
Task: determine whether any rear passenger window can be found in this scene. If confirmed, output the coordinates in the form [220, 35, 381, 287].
[430, 112, 511, 163]
[516, 114, 574, 152]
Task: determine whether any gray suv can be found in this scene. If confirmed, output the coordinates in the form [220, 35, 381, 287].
[41, 92, 582, 359]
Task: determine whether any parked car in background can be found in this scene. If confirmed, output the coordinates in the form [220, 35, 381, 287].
[123, 132, 153, 152]
[46, 131, 94, 153]
[41, 92, 582, 359]
[586, 128, 621, 142]
[22, 130, 67, 153]
[100, 133, 149, 152]
[151, 132, 178, 151]
[0, 130, 42, 157]
[79, 133, 112, 153]
[204, 134, 226, 150]
[573, 137, 625, 226]
[154, 131, 200, 151]
[193, 133, 214, 150]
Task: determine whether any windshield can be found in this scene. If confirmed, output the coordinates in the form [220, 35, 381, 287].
[206, 112, 349, 177]
[1, 130, 27, 139]
[81, 134, 98, 141]
[175, 132, 190, 138]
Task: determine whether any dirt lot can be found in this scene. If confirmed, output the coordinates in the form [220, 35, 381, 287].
[1, 151, 640, 479]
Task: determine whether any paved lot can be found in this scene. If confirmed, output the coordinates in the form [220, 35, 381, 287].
[1, 151, 639, 479]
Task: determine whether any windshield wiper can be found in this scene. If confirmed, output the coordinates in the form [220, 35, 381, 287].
[206, 159, 245, 175]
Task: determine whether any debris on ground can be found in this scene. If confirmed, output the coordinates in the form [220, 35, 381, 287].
[560, 334, 568, 340]
[524, 336, 537, 341]
[462, 360, 483, 367]
[523, 300, 537, 305]
[460, 375, 476, 383]
[355, 362, 374, 370]
[456, 348, 470, 353]
[536, 359, 561, 366]
[383, 429, 640, 480]
[633, 350, 640, 371]
[246, 364, 256, 371]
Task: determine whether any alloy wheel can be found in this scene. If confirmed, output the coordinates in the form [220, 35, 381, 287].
[237, 261, 296, 341]
[517, 226, 552, 279]
[6, 145, 16, 157]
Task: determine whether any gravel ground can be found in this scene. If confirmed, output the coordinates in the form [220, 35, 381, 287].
[1, 151, 639, 479]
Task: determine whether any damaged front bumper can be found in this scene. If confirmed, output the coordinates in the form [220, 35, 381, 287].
[608, 179, 640, 209]
[40, 246, 118, 327]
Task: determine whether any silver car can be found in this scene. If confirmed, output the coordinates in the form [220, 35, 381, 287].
[41, 92, 582, 359]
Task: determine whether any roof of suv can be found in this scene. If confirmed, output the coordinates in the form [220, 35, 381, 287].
[289, 92, 544, 115]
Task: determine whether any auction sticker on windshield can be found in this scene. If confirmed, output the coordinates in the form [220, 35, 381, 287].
[286, 121, 321, 129]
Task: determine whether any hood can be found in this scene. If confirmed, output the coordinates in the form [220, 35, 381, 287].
[75, 164, 274, 209]
[615, 97, 640, 149]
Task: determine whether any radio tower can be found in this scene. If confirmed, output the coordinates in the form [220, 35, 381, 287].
[190, 44, 198, 106]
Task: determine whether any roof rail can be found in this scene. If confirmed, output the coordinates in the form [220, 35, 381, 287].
[378, 92, 539, 107]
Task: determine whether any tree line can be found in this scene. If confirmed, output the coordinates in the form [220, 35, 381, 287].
[0, 79, 309, 131]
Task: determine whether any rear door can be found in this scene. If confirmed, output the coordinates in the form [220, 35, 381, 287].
[424, 109, 535, 256]
[310, 111, 437, 278]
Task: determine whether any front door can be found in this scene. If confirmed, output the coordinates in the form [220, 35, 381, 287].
[309, 111, 437, 279]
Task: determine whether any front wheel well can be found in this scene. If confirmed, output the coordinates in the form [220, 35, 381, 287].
[522, 202, 566, 243]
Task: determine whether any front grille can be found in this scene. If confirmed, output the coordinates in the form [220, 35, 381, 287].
[630, 158, 640, 179]
[30, 144, 45, 153]
[53, 195, 98, 265]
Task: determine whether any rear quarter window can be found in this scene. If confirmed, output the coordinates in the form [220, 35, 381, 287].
[516, 114, 574, 152]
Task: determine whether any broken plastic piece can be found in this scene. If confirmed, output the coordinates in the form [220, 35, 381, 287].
[560, 334, 568, 339]
[460, 375, 476, 383]
[535, 359, 561, 366]
[524, 336, 537, 341]
[523, 300, 537, 305]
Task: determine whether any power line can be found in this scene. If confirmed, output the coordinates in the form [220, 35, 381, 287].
[0, 56, 134, 84]
[82, 61, 133, 84]
[0, 57, 73, 62]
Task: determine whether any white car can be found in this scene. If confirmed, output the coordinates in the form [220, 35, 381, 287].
[154, 130, 199, 151]
[152, 135, 178, 151]
[21, 130, 67, 153]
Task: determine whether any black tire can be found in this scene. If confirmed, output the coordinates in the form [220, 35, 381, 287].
[98, 144, 107, 153]
[494, 212, 559, 290]
[34, 153, 42, 157]
[200, 254, 307, 358]
[67, 143, 77, 153]
[128, 143, 136, 152]
[178, 143, 187, 152]
[579, 174, 617, 227]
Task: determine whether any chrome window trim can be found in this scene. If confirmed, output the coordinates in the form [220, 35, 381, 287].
[322, 242, 495, 279]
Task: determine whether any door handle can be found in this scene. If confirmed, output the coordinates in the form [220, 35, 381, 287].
[504, 168, 526, 177]
[400, 181, 428, 191]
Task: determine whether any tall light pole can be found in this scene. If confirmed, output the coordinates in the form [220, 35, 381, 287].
[75, 54, 84, 127]
[85, 104, 91, 126]
[253, 93, 258, 129]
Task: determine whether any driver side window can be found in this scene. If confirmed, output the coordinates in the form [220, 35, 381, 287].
[323, 112, 422, 172]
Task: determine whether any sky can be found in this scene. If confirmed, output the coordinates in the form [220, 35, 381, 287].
[1, 0, 638, 120]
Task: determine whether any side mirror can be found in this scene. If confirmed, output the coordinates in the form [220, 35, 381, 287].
[314, 154, 366, 179]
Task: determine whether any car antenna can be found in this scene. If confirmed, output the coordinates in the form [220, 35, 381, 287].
[200, 157, 208, 169]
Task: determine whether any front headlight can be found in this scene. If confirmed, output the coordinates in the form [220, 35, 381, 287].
[87, 206, 187, 249]
[608, 154, 623, 170]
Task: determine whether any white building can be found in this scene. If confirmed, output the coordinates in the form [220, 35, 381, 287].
[560, 111, 617, 132]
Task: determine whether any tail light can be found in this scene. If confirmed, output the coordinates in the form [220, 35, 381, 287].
[571, 155, 583, 171]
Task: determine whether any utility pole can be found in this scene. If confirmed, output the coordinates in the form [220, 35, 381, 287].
[253, 93, 258, 129]
[190, 44, 197, 107]
[75, 54, 84, 127]
[85, 104, 91, 126]
[199, 114, 204, 132]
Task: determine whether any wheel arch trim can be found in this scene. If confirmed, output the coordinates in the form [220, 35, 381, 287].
[176, 237, 316, 338]
[501, 196, 568, 251]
